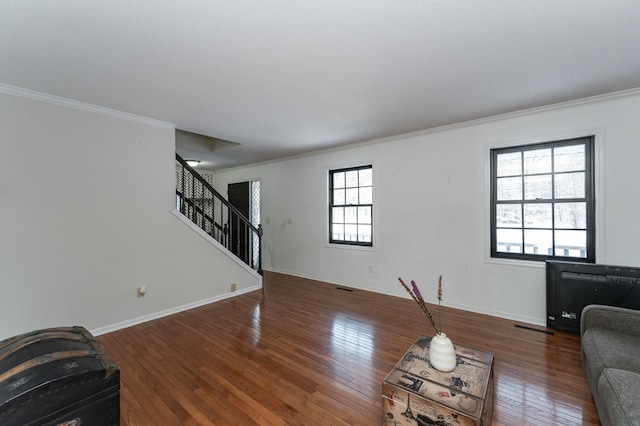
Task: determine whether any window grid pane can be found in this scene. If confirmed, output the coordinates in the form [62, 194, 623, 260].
[523, 148, 552, 175]
[497, 177, 522, 200]
[497, 152, 522, 177]
[554, 172, 585, 199]
[496, 229, 522, 253]
[524, 204, 552, 228]
[332, 207, 344, 224]
[345, 188, 359, 204]
[524, 229, 553, 255]
[491, 137, 594, 262]
[524, 175, 552, 200]
[496, 204, 522, 228]
[554, 202, 586, 229]
[329, 165, 373, 246]
[554, 145, 585, 173]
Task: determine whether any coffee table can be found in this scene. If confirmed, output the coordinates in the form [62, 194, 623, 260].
[382, 335, 494, 426]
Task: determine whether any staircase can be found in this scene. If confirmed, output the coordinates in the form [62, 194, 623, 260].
[175, 153, 262, 274]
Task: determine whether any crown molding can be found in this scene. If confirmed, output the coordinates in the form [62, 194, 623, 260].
[214, 86, 640, 173]
[0, 83, 176, 129]
[338, 86, 640, 149]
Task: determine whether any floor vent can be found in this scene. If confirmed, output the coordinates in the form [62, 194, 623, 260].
[514, 323, 554, 335]
[336, 287, 354, 292]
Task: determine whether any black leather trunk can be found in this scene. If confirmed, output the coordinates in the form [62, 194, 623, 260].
[0, 326, 120, 425]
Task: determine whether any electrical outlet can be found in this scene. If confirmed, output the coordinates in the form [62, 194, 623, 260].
[136, 285, 146, 298]
[230, 283, 237, 292]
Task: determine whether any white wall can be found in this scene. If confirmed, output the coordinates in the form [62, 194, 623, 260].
[212, 89, 640, 326]
[0, 90, 261, 340]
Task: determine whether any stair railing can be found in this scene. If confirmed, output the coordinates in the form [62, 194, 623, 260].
[176, 153, 262, 274]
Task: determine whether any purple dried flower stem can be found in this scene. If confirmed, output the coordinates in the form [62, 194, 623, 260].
[398, 277, 440, 335]
[411, 280, 425, 304]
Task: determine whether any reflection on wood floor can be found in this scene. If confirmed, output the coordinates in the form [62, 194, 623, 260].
[99, 271, 598, 425]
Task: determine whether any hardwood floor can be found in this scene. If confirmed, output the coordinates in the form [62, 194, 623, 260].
[98, 271, 599, 425]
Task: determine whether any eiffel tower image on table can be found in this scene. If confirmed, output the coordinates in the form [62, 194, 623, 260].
[402, 394, 416, 420]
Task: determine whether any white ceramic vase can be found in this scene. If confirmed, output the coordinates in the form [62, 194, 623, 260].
[429, 333, 457, 372]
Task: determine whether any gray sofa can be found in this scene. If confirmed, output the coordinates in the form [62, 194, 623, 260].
[581, 304, 640, 425]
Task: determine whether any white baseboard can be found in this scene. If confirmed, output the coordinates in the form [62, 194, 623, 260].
[90, 284, 262, 336]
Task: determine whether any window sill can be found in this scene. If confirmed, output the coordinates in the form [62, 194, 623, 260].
[484, 256, 545, 269]
[326, 242, 376, 252]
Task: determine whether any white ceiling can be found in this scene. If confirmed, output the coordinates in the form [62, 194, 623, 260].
[2, 1, 640, 170]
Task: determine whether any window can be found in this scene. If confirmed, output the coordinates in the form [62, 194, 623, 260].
[329, 165, 373, 246]
[490, 136, 595, 262]
[250, 180, 261, 268]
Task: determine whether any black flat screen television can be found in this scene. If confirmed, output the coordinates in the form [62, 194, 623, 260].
[546, 260, 640, 333]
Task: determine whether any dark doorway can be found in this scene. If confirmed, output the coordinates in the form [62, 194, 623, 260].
[228, 181, 250, 263]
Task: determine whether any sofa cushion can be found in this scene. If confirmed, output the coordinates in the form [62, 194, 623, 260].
[582, 327, 640, 386]
[596, 368, 640, 426]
